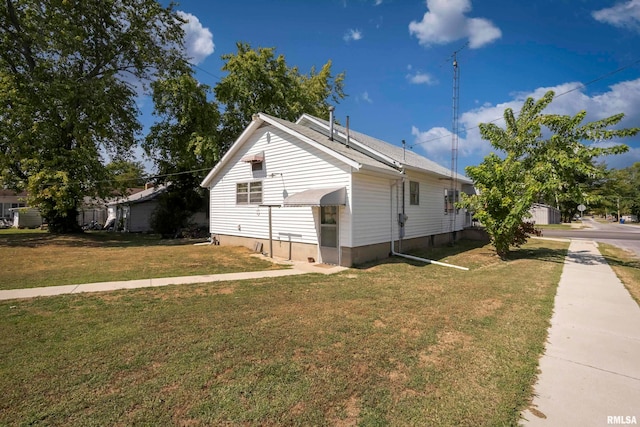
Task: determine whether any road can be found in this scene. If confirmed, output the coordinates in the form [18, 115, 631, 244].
[542, 217, 640, 258]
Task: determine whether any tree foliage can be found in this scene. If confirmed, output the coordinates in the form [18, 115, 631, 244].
[462, 91, 638, 258]
[143, 72, 219, 236]
[0, 0, 188, 232]
[597, 163, 640, 220]
[105, 159, 147, 193]
[214, 42, 346, 150]
[143, 43, 346, 237]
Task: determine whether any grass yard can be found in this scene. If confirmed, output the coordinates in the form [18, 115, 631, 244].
[0, 230, 284, 290]
[0, 239, 568, 426]
[599, 243, 640, 306]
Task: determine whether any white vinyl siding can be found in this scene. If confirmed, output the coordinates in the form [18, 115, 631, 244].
[403, 172, 467, 237]
[208, 125, 352, 246]
[351, 172, 394, 246]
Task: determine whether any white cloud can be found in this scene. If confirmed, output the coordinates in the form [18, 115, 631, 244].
[361, 91, 373, 103]
[375, 0, 383, 5]
[407, 71, 437, 85]
[409, 0, 501, 49]
[344, 28, 363, 42]
[592, 0, 640, 31]
[178, 11, 214, 65]
[411, 78, 640, 168]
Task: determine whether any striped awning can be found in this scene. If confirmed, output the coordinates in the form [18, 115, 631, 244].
[240, 152, 264, 163]
[283, 187, 346, 207]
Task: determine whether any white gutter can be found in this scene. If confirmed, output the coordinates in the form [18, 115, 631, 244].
[389, 180, 469, 271]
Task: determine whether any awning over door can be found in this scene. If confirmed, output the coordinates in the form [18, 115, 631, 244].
[283, 187, 346, 207]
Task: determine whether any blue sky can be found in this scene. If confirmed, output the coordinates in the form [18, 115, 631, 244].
[143, 0, 640, 175]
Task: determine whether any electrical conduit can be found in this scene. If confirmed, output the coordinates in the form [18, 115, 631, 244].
[389, 180, 469, 271]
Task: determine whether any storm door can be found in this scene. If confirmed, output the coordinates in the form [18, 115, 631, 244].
[319, 205, 339, 265]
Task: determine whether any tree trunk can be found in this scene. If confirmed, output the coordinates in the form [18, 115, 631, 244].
[47, 207, 82, 234]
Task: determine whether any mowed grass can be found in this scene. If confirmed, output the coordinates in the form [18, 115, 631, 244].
[0, 230, 284, 290]
[599, 243, 640, 306]
[0, 239, 567, 426]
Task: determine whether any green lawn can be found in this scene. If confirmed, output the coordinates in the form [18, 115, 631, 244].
[0, 239, 568, 426]
[599, 243, 640, 306]
[0, 230, 285, 290]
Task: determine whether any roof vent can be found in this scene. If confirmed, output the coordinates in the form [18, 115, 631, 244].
[346, 116, 350, 148]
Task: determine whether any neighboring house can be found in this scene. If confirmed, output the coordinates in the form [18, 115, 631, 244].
[10, 207, 42, 228]
[106, 184, 208, 232]
[106, 184, 168, 232]
[200, 112, 475, 266]
[0, 190, 27, 220]
[528, 203, 561, 225]
[77, 196, 109, 228]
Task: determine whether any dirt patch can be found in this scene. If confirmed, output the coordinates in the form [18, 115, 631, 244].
[331, 395, 360, 427]
[419, 330, 472, 367]
[474, 298, 503, 317]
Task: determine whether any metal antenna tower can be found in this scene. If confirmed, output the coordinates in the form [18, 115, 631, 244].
[449, 44, 465, 242]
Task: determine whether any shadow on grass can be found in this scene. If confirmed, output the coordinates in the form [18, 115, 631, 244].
[601, 254, 640, 271]
[505, 246, 567, 264]
[0, 230, 205, 248]
[352, 239, 488, 270]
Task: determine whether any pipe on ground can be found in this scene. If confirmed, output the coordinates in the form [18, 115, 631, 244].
[389, 180, 469, 271]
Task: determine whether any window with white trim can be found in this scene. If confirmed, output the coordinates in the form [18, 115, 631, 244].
[236, 181, 262, 205]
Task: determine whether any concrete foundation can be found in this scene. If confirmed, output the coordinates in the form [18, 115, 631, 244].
[213, 230, 481, 267]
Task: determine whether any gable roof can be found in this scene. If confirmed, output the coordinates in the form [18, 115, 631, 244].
[200, 112, 471, 188]
[107, 184, 168, 206]
[296, 114, 471, 183]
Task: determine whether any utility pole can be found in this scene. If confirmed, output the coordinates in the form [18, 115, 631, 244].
[449, 43, 466, 243]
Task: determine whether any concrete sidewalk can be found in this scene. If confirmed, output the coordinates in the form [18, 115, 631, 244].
[0, 261, 347, 301]
[521, 240, 640, 426]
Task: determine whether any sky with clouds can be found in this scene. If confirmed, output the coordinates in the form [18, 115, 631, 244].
[154, 0, 640, 174]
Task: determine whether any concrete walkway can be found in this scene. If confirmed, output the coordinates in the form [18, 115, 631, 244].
[0, 261, 347, 301]
[521, 239, 640, 426]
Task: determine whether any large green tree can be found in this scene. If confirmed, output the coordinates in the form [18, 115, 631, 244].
[214, 42, 346, 150]
[143, 44, 346, 237]
[463, 91, 638, 258]
[143, 72, 220, 237]
[0, 0, 188, 232]
[535, 111, 633, 221]
[598, 163, 640, 220]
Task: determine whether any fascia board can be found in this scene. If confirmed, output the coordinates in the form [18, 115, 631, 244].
[200, 117, 265, 188]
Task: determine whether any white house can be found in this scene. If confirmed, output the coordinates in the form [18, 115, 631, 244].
[200, 112, 474, 266]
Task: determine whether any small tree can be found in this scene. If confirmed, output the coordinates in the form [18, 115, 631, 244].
[462, 91, 638, 258]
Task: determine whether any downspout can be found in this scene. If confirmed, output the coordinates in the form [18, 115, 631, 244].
[401, 176, 406, 252]
[390, 180, 469, 271]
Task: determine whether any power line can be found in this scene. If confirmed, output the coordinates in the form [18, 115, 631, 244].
[191, 63, 223, 83]
[409, 57, 640, 149]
